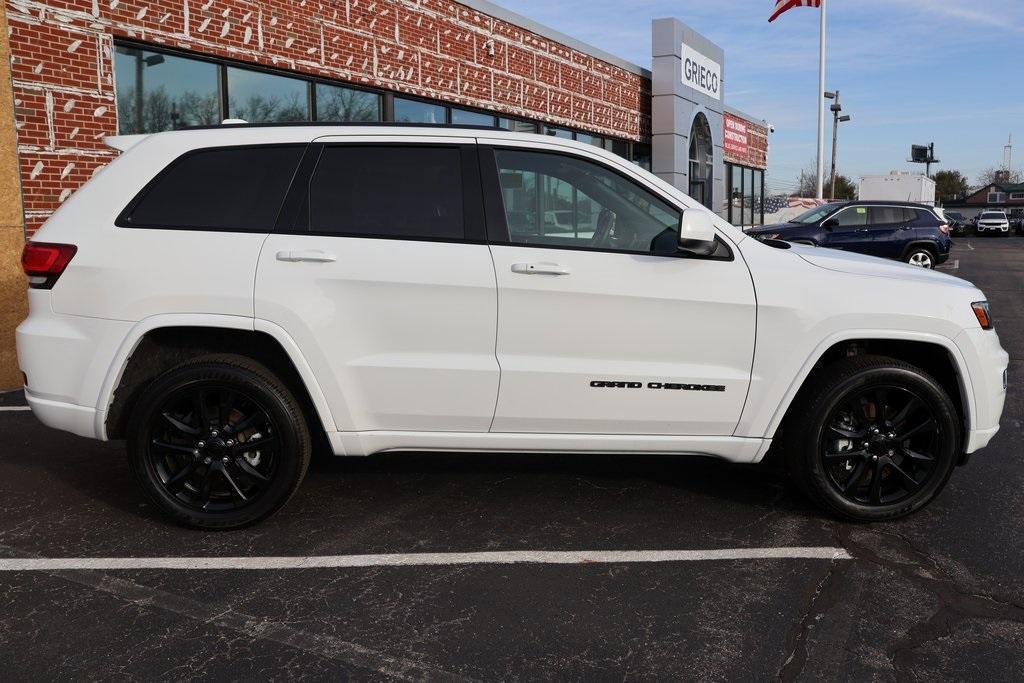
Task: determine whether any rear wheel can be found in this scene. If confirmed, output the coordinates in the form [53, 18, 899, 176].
[784, 355, 960, 521]
[127, 355, 311, 529]
[905, 248, 935, 268]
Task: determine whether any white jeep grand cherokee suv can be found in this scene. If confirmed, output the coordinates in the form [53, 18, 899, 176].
[17, 124, 1008, 529]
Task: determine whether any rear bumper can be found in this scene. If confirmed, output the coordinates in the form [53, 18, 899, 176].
[24, 390, 99, 439]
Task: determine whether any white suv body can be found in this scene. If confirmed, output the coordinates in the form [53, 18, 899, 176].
[976, 211, 1010, 234]
[16, 126, 1008, 527]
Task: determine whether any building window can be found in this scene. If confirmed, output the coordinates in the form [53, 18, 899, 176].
[725, 163, 764, 227]
[227, 66, 310, 122]
[451, 108, 496, 126]
[111, 42, 642, 167]
[315, 83, 380, 121]
[113, 45, 221, 133]
[988, 192, 1007, 204]
[394, 97, 446, 124]
[1011, 193, 1024, 201]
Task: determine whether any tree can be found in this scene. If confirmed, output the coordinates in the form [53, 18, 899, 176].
[827, 174, 857, 200]
[794, 162, 857, 200]
[976, 166, 1022, 187]
[932, 170, 971, 201]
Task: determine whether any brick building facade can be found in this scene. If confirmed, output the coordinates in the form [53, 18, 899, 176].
[5, 0, 658, 235]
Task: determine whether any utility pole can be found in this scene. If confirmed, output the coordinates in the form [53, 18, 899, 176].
[824, 90, 852, 199]
[815, 0, 828, 198]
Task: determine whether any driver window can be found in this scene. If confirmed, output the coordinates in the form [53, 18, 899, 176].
[832, 206, 869, 228]
[495, 149, 681, 254]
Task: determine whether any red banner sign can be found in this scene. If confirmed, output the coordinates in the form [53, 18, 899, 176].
[723, 113, 749, 158]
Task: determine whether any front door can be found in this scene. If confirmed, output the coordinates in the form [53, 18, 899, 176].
[255, 139, 500, 433]
[821, 206, 878, 256]
[482, 145, 756, 436]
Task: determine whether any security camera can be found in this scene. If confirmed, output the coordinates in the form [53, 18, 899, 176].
[768, 123, 776, 134]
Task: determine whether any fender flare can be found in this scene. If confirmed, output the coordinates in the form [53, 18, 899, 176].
[758, 329, 975, 444]
[93, 314, 338, 440]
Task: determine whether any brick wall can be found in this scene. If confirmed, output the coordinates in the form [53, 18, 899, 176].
[4, 0, 652, 235]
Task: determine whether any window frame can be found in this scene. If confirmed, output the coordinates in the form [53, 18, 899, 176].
[478, 145, 732, 261]
[115, 143, 308, 232]
[274, 141, 487, 244]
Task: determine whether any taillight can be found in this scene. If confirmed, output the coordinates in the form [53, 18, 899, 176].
[21, 242, 77, 289]
[938, 223, 950, 235]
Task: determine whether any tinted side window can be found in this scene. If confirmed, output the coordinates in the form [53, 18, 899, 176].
[123, 145, 304, 231]
[870, 207, 906, 224]
[833, 207, 869, 227]
[494, 149, 680, 254]
[308, 146, 464, 239]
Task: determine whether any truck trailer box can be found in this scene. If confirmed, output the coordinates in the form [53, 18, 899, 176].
[858, 172, 936, 204]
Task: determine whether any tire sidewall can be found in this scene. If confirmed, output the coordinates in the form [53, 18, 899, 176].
[906, 248, 934, 268]
[127, 364, 307, 529]
[799, 365, 959, 521]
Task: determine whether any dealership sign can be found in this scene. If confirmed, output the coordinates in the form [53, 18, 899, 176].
[723, 113, 748, 157]
[681, 43, 721, 100]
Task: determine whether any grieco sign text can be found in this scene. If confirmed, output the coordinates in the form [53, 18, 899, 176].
[680, 43, 721, 100]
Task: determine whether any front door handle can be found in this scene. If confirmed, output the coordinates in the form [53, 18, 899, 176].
[899, 225, 913, 231]
[511, 262, 571, 276]
[276, 249, 337, 263]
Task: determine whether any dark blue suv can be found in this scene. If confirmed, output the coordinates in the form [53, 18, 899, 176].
[747, 201, 952, 268]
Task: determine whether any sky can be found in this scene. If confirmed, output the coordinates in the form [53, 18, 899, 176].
[496, 0, 1023, 194]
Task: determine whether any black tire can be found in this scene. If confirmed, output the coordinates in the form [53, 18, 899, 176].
[127, 354, 311, 529]
[784, 355, 960, 521]
[904, 247, 936, 268]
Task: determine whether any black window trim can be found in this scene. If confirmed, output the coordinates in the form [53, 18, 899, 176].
[115, 142, 308, 232]
[273, 141, 488, 245]
[478, 145, 733, 262]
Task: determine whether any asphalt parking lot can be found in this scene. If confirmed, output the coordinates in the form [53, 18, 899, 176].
[2, 237, 1023, 681]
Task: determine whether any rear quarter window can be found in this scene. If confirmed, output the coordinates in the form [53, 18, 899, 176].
[119, 145, 305, 232]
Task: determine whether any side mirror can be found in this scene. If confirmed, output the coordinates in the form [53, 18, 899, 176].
[677, 209, 717, 256]
[822, 218, 839, 229]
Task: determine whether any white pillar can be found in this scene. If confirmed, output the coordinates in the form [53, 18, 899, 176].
[815, 0, 827, 199]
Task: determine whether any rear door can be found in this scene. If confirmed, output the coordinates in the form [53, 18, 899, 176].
[867, 206, 914, 258]
[254, 137, 500, 432]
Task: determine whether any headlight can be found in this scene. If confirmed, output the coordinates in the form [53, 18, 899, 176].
[971, 301, 993, 330]
[756, 233, 781, 241]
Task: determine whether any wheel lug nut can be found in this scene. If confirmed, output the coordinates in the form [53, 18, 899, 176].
[888, 450, 894, 456]
[222, 456, 229, 463]
[196, 441, 205, 448]
[872, 455, 879, 461]
[203, 457, 211, 464]
[211, 430, 219, 437]
[192, 449, 200, 456]
[226, 439, 234, 446]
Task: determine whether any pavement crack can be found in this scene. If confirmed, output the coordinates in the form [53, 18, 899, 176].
[776, 551, 848, 682]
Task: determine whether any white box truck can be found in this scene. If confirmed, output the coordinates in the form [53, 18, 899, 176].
[858, 172, 936, 204]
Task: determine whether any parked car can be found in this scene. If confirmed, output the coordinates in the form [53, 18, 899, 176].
[746, 200, 952, 268]
[943, 211, 971, 236]
[17, 124, 1007, 528]
[975, 210, 1010, 236]
[1009, 208, 1024, 234]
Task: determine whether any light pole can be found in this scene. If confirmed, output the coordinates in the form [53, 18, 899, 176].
[824, 91, 852, 199]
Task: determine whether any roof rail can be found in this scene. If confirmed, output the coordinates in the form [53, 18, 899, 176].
[177, 121, 508, 132]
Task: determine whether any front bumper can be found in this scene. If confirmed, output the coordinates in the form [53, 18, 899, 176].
[954, 327, 1009, 454]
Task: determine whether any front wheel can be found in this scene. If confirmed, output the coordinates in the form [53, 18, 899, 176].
[127, 355, 311, 529]
[905, 248, 935, 268]
[784, 355, 960, 521]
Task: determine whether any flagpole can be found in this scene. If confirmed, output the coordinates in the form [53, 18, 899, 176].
[815, 0, 827, 198]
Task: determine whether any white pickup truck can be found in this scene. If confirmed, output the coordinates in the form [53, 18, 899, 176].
[16, 125, 1008, 528]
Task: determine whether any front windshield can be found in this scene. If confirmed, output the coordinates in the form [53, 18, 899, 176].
[981, 212, 1005, 220]
[791, 203, 844, 224]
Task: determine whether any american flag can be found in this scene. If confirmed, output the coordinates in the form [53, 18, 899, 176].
[761, 195, 830, 215]
[769, 0, 821, 23]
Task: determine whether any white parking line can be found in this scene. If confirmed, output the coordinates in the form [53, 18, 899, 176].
[0, 406, 30, 412]
[937, 259, 959, 271]
[0, 547, 851, 571]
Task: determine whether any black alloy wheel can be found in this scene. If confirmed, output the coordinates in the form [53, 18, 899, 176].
[785, 355, 960, 521]
[127, 355, 311, 529]
[147, 385, 279, 513]
[820, 385, 940, 506]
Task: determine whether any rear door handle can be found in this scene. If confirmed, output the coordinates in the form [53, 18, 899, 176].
[511, 262, 571, 276]
[276, 249, 337, 263]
